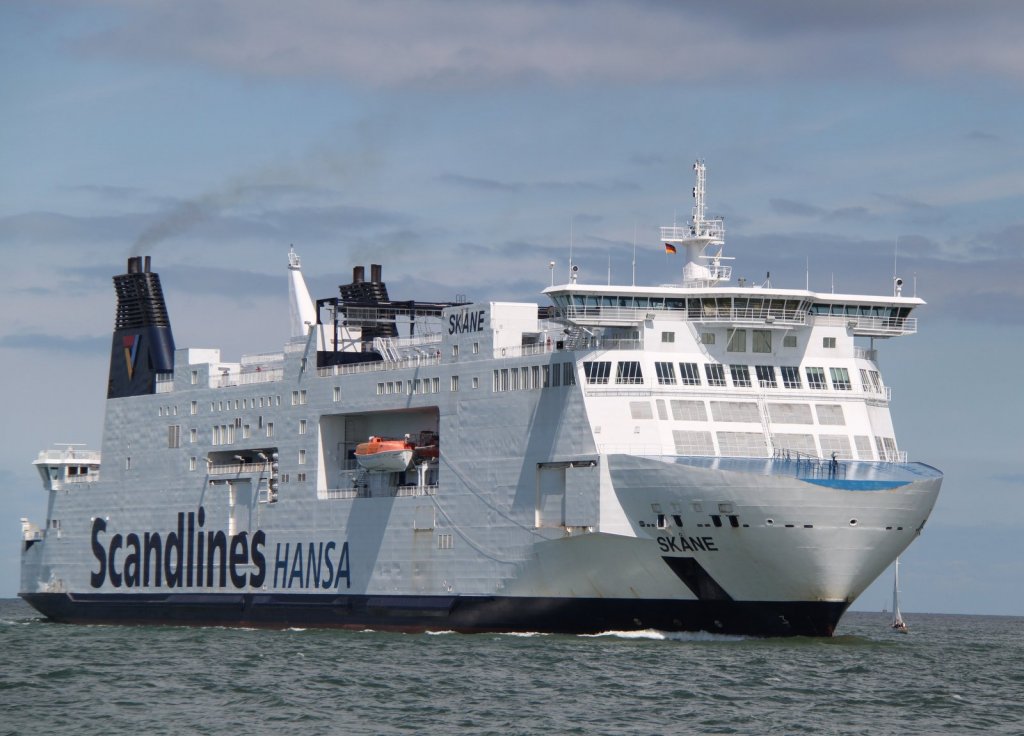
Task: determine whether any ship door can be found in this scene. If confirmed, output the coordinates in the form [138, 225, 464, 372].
[228, 479, 254, 536]
[536, 465, 566, 528]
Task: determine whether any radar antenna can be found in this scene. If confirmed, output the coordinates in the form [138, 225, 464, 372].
[659, 160, 733, 286]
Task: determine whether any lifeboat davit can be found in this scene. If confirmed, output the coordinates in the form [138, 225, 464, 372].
[354, 436, 414, 472]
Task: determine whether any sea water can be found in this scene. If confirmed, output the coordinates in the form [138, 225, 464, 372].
[1, 599, 1020, 735]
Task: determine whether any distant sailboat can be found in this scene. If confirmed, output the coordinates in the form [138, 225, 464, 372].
[891, 557, 908, 633]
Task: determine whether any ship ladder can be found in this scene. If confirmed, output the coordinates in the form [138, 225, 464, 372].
[372, 337, 401, 363]
[755, 391, 775, 457]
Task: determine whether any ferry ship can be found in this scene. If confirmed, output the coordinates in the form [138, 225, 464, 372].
[19, 162, 942, 636]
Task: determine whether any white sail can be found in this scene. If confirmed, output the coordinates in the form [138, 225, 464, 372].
[891, 558, 908, 632]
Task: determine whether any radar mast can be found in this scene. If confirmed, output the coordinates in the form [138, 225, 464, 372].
[660, 160, 733, 286]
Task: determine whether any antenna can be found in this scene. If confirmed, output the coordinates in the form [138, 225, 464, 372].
[607, 249, 611, 285]
[568, 215, 574, 280]
[893, 237, 903, 297]
[632, 223, 637, 286]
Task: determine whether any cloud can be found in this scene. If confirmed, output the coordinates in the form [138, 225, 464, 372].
[437, 173, 520, 192]
[70, 1, 1024, 88]
[769, 198, 823, 217]
[439, 173, 639, 194]
[0, 333, 107, 354]
[768, 199, 872, 222]
[967, 130, 1000, 142]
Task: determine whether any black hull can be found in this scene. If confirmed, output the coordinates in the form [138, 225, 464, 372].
[20, 592, 848, 637]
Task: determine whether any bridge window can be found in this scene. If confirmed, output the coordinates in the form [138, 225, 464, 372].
[830, 367, 852, 390]
[806, 366, 828, 389]
[783, 335, 798, 348]
[781, 366, 802, 389]
[727, 329, 747, 352]
[679, 362, 701, 385]
[655, 362, 677, 385]
[616, 361, 643, 385]
[584, 361, 611, 384]
[700, 332, 715, 345]
[729, 365, 751, 387]
[705, 364, 726, 387]
[756, 365, 777, 388]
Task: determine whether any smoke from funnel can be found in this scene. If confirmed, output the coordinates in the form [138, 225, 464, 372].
[127, 142, 377, 256]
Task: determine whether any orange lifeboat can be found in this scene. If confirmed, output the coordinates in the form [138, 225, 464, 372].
[354, 436, 415, 472]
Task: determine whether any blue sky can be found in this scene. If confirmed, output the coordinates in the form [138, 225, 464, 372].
[2, 0, 1022, 614]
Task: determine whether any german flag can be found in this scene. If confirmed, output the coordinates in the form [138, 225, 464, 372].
[664, 243, 677, 254]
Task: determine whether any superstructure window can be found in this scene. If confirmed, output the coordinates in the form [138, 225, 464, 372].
[655, 362, 677, 385]
[869, 370, 883, 393]
[830, 367, 852, 390]
[755, 365, 777, 388]
[661, 332, 675, 343]
[583, 361, 611, 384]
[781, 366, 802, 389]
[680, 363, 701, 385]
[727, 329, 747, 352]
[705, 364, 727, 387]
[753, 330, 771, 353]
[823, 336, 837, 349]
[730, 365, 752, 388]
[564, 363, 576, 386]
[806, 366, 828, 389]
[167, 425, 181, 449]
[616, 361, 643, 385]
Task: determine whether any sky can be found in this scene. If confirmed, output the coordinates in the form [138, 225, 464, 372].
[1, 0, 1022, 615]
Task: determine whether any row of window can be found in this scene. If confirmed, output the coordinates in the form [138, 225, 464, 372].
[584, 360, 881, 393]
[668, 430, 899, 460]
[629, 399, 848, 426]
[493, 362, 577, 392]
[169, 416, 313, 448]
[376, 377, 443, 396]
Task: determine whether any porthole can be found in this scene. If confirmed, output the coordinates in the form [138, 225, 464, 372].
[849, 519, 858, 526]
[766, 519, 774, 526]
